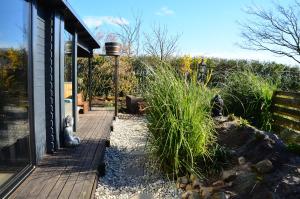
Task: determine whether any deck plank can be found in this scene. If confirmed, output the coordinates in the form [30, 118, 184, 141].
[69, 114, 112, 199]
[8, 108, 114, 199]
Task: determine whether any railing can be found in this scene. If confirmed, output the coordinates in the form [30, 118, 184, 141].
[272, 91, 300, 138]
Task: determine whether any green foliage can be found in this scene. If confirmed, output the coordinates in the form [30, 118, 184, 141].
[239, 117, 250, 127]
[78, 55, 138, 99]
[78, 56, 109, 99]
[197, 145, 231, 175]
[221, 70, 277, 131]
[144, 64, 217, 177]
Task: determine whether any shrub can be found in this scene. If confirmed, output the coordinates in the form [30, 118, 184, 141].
[144, 64, 216, 177]
[221, 70, 277, 131]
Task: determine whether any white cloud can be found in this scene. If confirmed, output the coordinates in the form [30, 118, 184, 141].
[156, 6, 175, 16]
[83, 16, 129, 28]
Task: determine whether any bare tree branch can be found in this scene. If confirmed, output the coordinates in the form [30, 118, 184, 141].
[240, 1, 300, 64]
[144, 24, 181, 61]
[116, 13, 142, 57]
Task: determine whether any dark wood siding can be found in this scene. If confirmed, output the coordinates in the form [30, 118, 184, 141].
[32, 5, 46, 163]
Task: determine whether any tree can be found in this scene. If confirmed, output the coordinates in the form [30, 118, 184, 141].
[240, 1, 300, 64]
[116, 14, 142, 57]
[144, 24, 180, 61]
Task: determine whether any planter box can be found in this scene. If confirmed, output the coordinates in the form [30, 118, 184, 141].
[126, 95, 144, 114]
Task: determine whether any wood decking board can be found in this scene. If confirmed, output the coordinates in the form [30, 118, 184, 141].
[58, 112, 108, 199]
[46, 112, 105, 199]
[8, 108, 114, 199]
[72, 115, 112, 199]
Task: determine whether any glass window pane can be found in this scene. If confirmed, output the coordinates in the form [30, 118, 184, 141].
[64, 30, 73, 118]
[0, 0, 31, 188]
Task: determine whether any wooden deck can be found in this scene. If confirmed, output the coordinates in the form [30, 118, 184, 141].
[9, 108, 114, 199]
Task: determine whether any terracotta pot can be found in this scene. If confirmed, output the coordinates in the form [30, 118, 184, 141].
[105, 42, 121, 56]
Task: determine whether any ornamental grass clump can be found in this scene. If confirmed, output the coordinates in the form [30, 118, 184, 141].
[144, 64, 216, 178]
[221, 70, 277, 131]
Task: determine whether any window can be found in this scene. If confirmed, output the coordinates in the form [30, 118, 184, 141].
[0, 0, 31, 190]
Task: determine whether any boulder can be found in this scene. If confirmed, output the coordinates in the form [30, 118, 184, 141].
[211, 192, 227, 199]
[188, 191, 201, 199]
[177, 176, 189, 190]
[200, 186, 214, 198]
[212, 180, 225, 187]
[182, 190, 201, 199]
[181, 190, 192, 199]
[233, 172, 257, 194]
[222, 169, 237, 182]
[186, 184, 193, 191]
[254, 159, 273, 174]
[192, 178, 202, 189]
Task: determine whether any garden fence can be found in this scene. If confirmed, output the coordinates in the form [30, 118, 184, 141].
[272, 91, 300, 135]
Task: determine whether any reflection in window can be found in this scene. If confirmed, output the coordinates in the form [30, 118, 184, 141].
[0, 0, 31, 188]
[64, 31, 73, 118]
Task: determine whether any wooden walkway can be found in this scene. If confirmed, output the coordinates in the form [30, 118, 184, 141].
[9, 108, 114, 199]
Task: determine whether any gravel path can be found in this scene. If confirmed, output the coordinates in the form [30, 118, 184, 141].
[95, 114, 180, 199]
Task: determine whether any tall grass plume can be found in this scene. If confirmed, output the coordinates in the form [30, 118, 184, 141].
[144, 64, 216, 178]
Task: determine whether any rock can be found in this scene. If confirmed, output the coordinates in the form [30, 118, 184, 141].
[180, 183, 187, 190]
[238, 156, 246, 165]
[239, 162, 252, 172]
[190, 174, 197, 182]
[254, 159, 273, 173]
[178, 176, 189, 184]
[188, 191, 201, 199]
[211, 192, 227, 199]
[252, 191, 280, 199]
[181, 190, 192, 199]
[221, 169, 237, 182]
[177, 176, 189, 190]
[186, 184, 193, 191]
[224, 191, 236, 199]
[212, 180, 224, 187]
[200, 186, 214, 198]
[233, 172, 257, 194]
[192, 178, 202, 189]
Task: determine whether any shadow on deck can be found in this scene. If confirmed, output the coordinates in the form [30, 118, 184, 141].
[9, 108, 114, 199]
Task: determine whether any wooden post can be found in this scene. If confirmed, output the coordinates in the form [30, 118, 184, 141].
[114, 56, 119, 118]
[88, 55, 92, 111]
[72, 32, 78, 131]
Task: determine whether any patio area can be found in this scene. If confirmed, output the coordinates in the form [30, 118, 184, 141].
[9, 108, 114, 199]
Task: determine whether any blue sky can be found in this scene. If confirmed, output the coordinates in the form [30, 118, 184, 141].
[68, 0, 297, 66]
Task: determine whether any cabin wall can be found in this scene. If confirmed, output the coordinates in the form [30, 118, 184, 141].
[32, 2, 46, 163]
[32, 2, 65, 162]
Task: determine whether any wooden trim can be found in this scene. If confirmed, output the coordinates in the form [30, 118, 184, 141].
[272, 96, 300, 109]
[273, 114, 300, 132]
[72, 32, 78, 131]
[59, 15, 65, 147]
[275, 90, 300, 98]
[273, 124, 300, 134]
[53, 10, 62, 149]
[88, 55, 92, 111]
[272, 105, 300, 120]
